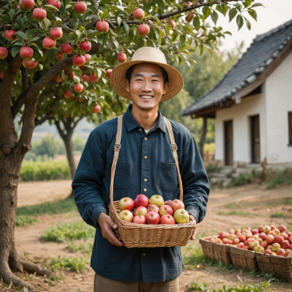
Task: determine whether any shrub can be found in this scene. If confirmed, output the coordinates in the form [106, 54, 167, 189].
[265, 168, 292, 189]
[43, 256, 89, 272]
[15, 215, 38, 227]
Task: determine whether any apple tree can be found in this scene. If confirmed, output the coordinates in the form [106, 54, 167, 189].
[0, 0, 262, 290]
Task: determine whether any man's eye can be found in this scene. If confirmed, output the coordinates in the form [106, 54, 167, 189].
[153, 79, 158, 82]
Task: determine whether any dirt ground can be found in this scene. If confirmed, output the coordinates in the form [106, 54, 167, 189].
[1, 181, 292, 291]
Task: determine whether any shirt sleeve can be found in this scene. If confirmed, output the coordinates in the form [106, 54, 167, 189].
[180, 135, 210, 224]
[72, 130, 108, 229]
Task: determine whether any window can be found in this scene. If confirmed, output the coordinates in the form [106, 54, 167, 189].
[289, 112, 292, 145]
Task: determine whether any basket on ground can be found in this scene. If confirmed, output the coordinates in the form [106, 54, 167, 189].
[108, 115, 197, 248]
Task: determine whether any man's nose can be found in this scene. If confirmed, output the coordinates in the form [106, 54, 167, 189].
[141, 81, 152, 92]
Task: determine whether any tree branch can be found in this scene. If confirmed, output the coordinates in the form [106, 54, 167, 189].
[54, 119, 66, 140]
[34, 111, 53, 127]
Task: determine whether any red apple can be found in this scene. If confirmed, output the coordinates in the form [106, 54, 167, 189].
[281, 240, 290, 249]
[119, 210, 133, 222]
[237, 243, 245, 249]
[289, 236, 292, 244]
[20, 0, 35, 11]
[105, 69, 112, 79]
[281, 232, 289, 240]
[73, 55, 85, 66]
[264, 249, 272, 255]
[82, 74, 89, 82]
[90, 72, 99, 82]
[270, 224, 276, 230]
[134, 206, 147, 216]
[289, 244, 292, 250]
[147, 204, 159, 213]
[68, 72, 75, 79]
[92, 105, 101, 113]
[268, 231, 277, 237]
[149, 195, 164, 207]
[43, 37, 56, 49]
[133, 215, 146, 224]
[74, 1, 87, 13]
[80, 41, 91, 52]
[233, 238, 240, 244]
[222, 238, 229, 245]
[183, 1, 191, 8]
[164, 200, 172, 206]
[160, 214, 175, 225]
[0, 72, 4, 79]
[50, 27, 63, 40]
[218, 231, 226, 240]
[119, 197, 134, 211]
[4, 30, 16, 41]
[185, 12, 194, 23]
[215, 238, 223, 244]
[84, 53, 91, 63]
[266, 234, 275, 244]
[132, 8, 144, 20]
[274, 235, 284, 244]
[288, 232, 292, 237]
[168, 20, 176, 29]
[137, 24, 150, 36]
[277, 248, 286, 256]
[73, 83, 84, 93]
[61, 43, 73, 55]
[158, 205, 174, 216]
[22, 59, 38, 69]
[134, 194, 149, 208]
[55, 75, 62, 82]
[80, 65, 86, 70]
[19, 47, 33, 59]
[170, 199, 184, 212]
[33, 8, 46, 21]
[258, 226, 264, 233]
[228, 229, 235, 234]
[173, 209, 189, 224]
[239, 235, 246, 242]
[251, 229, 259, 235]
[249, 240, 259, 250]
[64, 91, 72, 98]
[278, 225, 286, 233]
[260, 240, 268, 249]
[146, 211, 160, 225]
[96, 21, 109, 33]
[56, 52, 63, 61]
[117, 52, 127, 63]
[47, 0, 61, 9]
[259, 233, 266, 241]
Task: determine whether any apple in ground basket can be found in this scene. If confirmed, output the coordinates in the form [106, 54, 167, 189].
[159, 205, 174, 216]
[145, 211, 160, 225]
[133, 215, 146, 224]
[164, 200, 172, 206]
[134, 206, 147, 216]
[149, 195, 164, 207]
[134, 194, 149, 208]
[160, 215, 175, 225]
[170, 199, 184, 212]
[119, 197, 134, 211]
[147, 204, 159, 213]
[173, 209, 189, 224]
[119, 210, 133, 222]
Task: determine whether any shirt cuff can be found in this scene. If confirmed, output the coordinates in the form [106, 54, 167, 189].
[185, 208, 200, 224]
[91, 206, 108, 229]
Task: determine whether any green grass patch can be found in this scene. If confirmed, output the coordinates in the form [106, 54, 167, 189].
[265, 168, 292, 189]
[66, 241, 93, 255]
[20, 159, 70, 181]
[218, 210, 255, 217]
[41, 220, 95, 243]
[270, 212, 292, 219]
[17, 198, 77, 216]
[43, 256, 89, 272]
[15, 215, 39, 227]
[230, 172, 259, 187]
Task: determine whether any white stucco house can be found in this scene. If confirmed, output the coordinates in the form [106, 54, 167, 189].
[182, 19, 292, 170]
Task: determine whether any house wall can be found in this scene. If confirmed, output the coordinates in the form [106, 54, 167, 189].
[215, 93, 266, 166]
[264, 51, 292, 165]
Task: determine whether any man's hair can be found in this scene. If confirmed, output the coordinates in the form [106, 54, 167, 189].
[126, 64, 169, 85]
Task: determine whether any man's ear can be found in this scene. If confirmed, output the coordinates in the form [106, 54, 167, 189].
[125, 79, 130, 93]
[163, 81, 169, 95]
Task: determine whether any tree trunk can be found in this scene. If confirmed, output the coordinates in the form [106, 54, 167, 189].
[64, 134, 75, 180]
[199, 116, 207, 158]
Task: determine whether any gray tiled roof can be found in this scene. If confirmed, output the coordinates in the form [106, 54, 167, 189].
[182, 19, 292, 116]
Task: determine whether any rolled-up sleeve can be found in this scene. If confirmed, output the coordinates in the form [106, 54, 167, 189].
[180, 135, 210, 223]
[72, 130, 107, 229]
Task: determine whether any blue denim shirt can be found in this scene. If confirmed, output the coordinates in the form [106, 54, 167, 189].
[72, 104, 210, 283]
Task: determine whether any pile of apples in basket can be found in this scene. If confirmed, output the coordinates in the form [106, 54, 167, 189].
[118, 194, 190, 225]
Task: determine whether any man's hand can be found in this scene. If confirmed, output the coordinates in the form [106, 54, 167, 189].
[189, 215, 197, 240]
[98, 213, 124, 247]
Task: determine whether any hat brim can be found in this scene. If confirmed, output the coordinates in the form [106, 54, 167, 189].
[109, 60, 184, 102]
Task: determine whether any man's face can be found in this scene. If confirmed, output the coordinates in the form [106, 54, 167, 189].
[125, 63, 169, 111]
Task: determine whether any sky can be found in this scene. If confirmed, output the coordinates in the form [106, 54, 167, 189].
[215, 0, 292, 53]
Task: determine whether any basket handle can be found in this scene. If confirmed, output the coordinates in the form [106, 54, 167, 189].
[163, 117, 183, 201]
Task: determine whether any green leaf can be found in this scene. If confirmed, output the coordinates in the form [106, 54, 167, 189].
[245, 0, 252, 6]
[44, 4, 60, 12]
[252, 3, 264, 8]
[245, 18, 251, 30]
[16, 31, 26, 40]
[117, 16, 122, 26]
[122, 22, 129, 36]
[31, 43, 43, 57]
[236, 15, 244, 31]
[202, 6, 211, 19]
[248, 9, 257, 21]
[228, 8, 237, 22]
[193, 16, 200, 31]
[11, 46, 21, 58]
[47, 49, 56, 63]
[211, 11, 218, 25]
[55, 17, 62, 25]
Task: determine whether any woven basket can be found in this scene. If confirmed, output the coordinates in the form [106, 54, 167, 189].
[108, 115, 197, 248]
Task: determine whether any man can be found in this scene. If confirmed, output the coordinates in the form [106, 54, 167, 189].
[72, 47, 210, 292]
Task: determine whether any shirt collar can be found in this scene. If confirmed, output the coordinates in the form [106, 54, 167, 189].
[123, 104, 166, 133]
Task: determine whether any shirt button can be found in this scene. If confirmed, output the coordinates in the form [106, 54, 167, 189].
[145, 137, 148, 141]
[144, 156, 148, 159]
[144, 178, 148, 182]
[143, 253, 146, 256]
[138, 128, 142, 132]
[143, 188, 147, 192]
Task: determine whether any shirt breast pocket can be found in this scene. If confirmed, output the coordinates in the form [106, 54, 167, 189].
[157, 162, 178, 192]
[113, 161, 133, 190]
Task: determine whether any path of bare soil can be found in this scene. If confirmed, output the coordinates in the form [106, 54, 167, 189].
[1, 181, 292, 291]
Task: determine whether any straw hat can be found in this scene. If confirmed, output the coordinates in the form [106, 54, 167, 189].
[110, 47, 184, 102]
